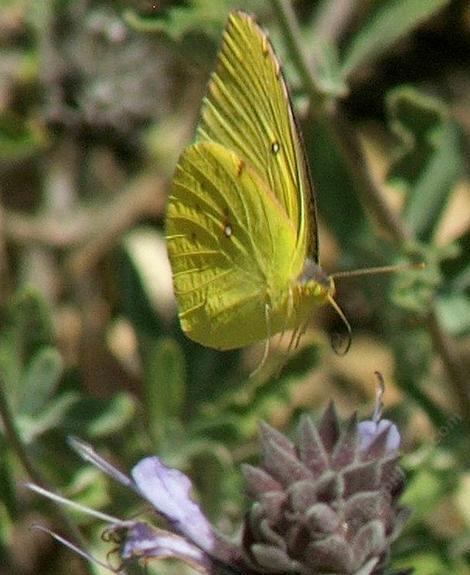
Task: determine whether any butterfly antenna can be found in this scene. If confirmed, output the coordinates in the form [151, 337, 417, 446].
[327, 294, 352, 355]
[250, 303, 271, 377]
[330, 261, 425, 280]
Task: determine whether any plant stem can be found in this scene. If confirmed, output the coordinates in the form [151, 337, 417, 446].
[0, 376, 43, 487]
[270, 0, 325, 110]
[427, 308, 470, 421]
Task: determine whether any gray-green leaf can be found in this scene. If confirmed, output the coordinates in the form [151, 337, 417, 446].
[341, 0, 451, 76]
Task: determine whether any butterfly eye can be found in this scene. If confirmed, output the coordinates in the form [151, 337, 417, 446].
[271, 141, 280, 154]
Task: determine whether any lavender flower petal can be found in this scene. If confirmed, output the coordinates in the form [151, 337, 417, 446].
[357, 419, 401, 453]
[131, 457, 217, 553]
[122, 521, 212, 572]
[69, 437, 133, 488]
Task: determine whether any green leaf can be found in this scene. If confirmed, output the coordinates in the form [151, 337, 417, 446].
[437, 230, 470, 337]
[0, 289, 56, 409]
[124, 0, 232, 40]
[18, 392, 80, 443]
[18, 347, 63, 416]
[311, 40, 348, 97]
[143, 336, 186, 442]
[10, 288, 55, 363]
[402, 121, 462, 241]
[386, 87, 462, 241]
[341, 0, 451, 75]
[387, 87, 446, 188]
[441, 229, 470, 284]
[278, 344, 320, 379]
[87, 393, 137, 437]
[63, 393, 136, 438]
[436, 292, 470, 337]
[192, 347, 317, 443]
[390, 243, 444, 314]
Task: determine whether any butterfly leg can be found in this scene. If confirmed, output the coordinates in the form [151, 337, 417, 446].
[249, 302, 272, 377]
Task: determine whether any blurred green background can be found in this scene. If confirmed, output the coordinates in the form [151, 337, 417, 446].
[0, 0, 469, 574]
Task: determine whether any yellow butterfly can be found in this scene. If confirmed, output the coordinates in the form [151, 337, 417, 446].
[166, 11, 351, 354]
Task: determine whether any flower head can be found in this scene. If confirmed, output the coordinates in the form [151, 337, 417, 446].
[241, 403, 409, 574]
[29, 402, 410, 575]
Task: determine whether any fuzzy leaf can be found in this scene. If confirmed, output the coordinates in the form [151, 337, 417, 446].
[297, 415, 329, 476]
[242, 464, 282, 498]
[288, 479, 320, 513]
[306, 535, 353, 571]
[260, 422, 296, 457]
[353, 520, 386, 563]
[317, 402, 341, 453]
[331, 413, 359, 469]
[261, 427, 312, 486]
[343, 459, 381, 497]
[305, 502, 340, 533]
[250, 543, 300, 572]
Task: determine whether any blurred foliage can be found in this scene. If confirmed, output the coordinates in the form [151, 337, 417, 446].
[0, 1, 469, 574]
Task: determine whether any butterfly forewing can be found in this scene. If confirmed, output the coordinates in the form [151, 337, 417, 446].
[198, 11, 318, 263]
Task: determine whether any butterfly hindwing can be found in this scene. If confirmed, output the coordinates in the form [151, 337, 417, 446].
[166, 141, 300, 349]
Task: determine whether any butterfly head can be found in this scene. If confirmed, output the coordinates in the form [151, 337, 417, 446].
[296, 258, 352, 354]
[298, 258, 335, 299]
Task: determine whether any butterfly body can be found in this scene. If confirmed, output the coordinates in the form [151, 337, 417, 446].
[166, 11, 335, 350]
